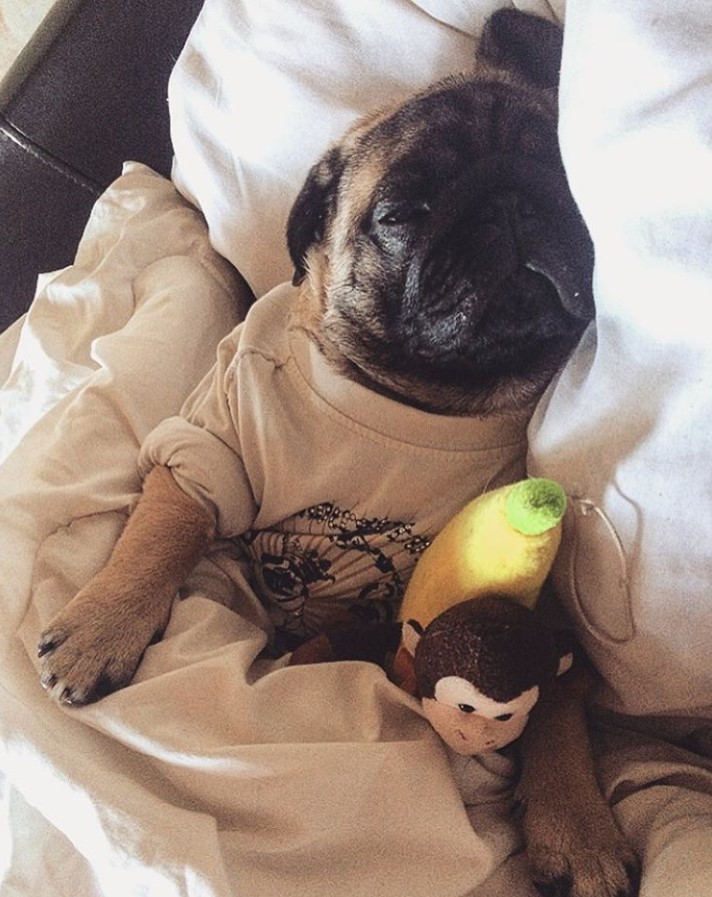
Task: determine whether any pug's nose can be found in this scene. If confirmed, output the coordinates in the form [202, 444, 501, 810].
[478, 191, 536, 226]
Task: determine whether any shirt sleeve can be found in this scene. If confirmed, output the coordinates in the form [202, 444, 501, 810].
[138, 326, 258, 537]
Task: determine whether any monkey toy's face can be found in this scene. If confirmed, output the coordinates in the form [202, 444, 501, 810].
[408, 595, 569, 755]
[420, 675, 539, 754]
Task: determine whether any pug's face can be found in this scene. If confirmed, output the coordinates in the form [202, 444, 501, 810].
[287, 10, 594, 416]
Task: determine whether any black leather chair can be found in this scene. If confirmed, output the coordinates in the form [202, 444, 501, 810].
[0, 0, 205, 332]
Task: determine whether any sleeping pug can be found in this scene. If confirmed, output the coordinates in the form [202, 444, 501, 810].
[37, 10, 638, 897]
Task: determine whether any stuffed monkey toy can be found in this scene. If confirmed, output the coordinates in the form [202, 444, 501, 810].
[291, 478, 573, 755]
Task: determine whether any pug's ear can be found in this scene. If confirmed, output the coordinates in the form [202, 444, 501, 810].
[286, 147, 344, 286]
[478, 9, 563, 90]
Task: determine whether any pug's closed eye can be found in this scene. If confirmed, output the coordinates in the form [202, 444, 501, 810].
[367, 200, 431, 254]
[375, 200, 431, 226]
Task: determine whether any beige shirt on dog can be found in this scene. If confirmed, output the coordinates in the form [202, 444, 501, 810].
[140, 283, 529, 645]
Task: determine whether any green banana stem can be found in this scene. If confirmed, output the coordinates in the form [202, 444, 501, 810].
[505, 478, 567, 536]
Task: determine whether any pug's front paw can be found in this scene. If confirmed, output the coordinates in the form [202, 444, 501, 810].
[38, 579, 172, 705]
[523, 794, 640, 897]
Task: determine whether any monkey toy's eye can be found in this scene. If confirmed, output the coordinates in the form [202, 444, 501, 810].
[495, 713, 514, 722]
[458, 703, 476, 714]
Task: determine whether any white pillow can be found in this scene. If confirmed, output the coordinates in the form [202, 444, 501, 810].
[527, 0, 712, 718]
[168, 0, 564, 299]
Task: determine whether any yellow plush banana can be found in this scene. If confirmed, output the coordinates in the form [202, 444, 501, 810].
[399, 478, 566, 628]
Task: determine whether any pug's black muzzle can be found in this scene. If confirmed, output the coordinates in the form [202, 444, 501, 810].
[394, 156, 594, 376]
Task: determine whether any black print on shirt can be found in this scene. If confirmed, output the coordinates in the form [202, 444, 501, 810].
[241, 502, 430, 644]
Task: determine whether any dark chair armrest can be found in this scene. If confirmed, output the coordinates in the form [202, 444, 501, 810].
[0, 0, 204, 332]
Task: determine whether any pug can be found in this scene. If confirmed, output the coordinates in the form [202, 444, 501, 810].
[37, 10, 639, 897]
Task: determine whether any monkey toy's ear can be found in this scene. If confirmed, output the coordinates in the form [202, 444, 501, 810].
[286, 147, 344, 285]
[390, 620, 424, 696]
[401, 620, 424, 657]
[478, 9, 563, 89]
[557, 650, 574, 677]
[550, 627, 575, 678]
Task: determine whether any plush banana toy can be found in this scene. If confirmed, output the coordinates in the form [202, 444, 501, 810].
[399, 477, 567, 626]
[395, 477, 572, 754]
